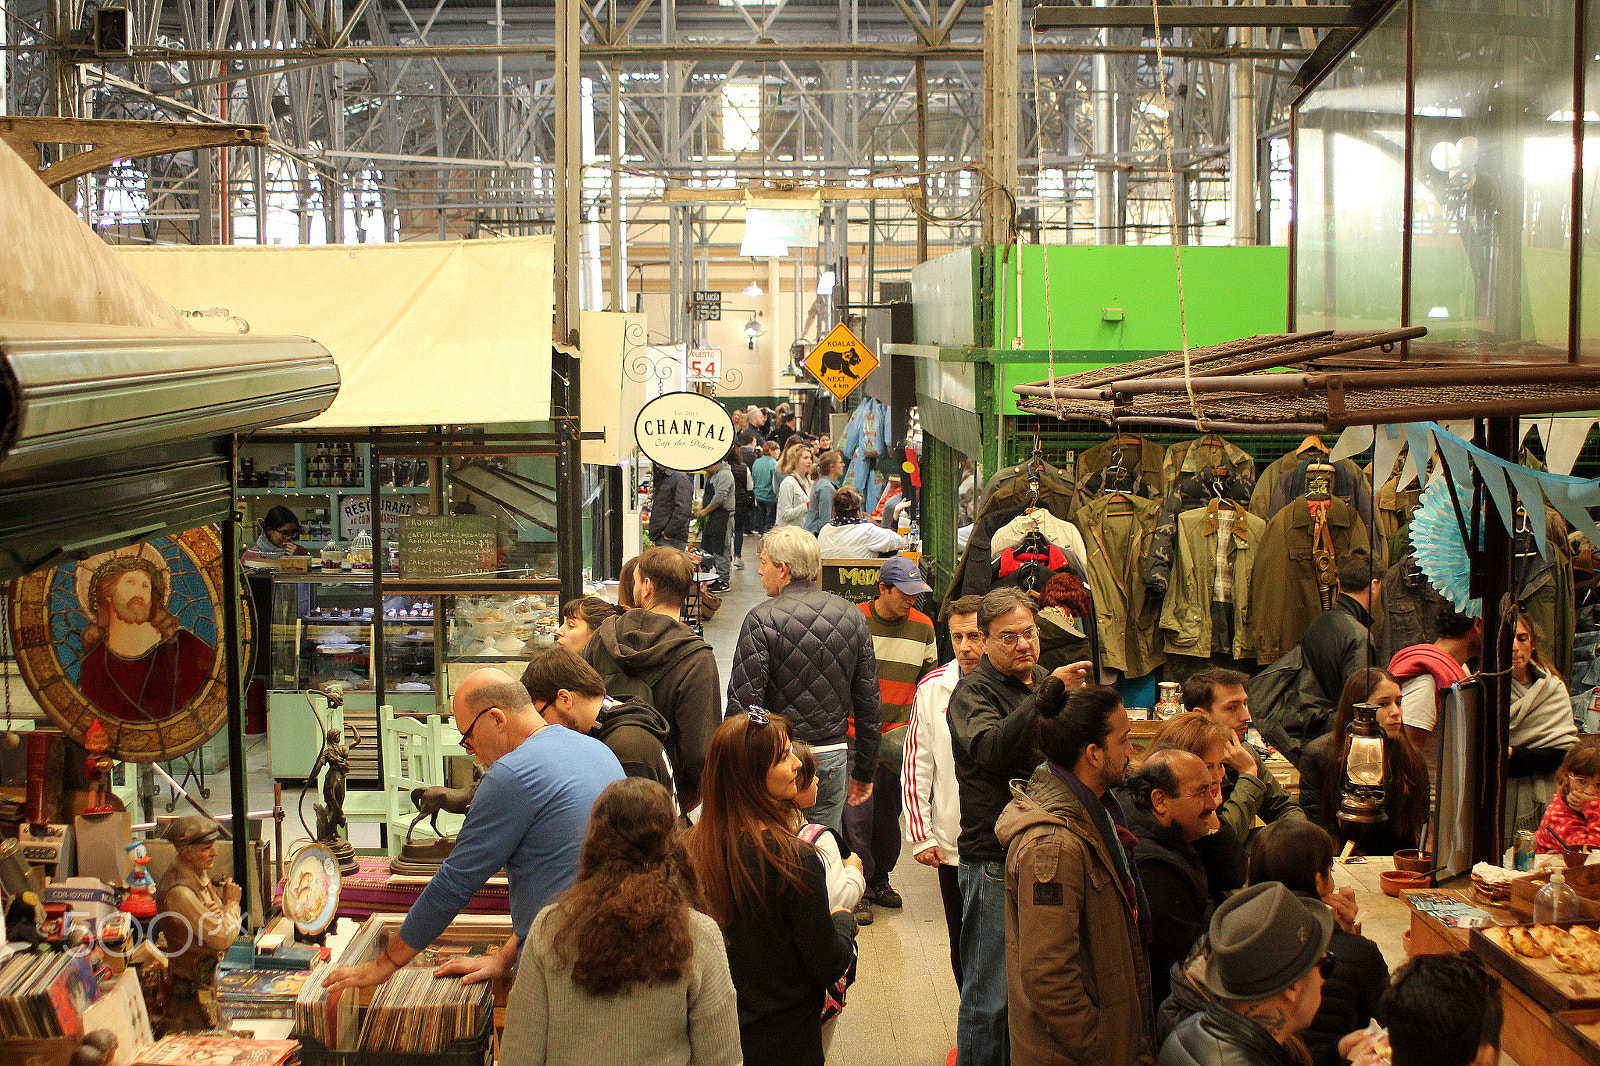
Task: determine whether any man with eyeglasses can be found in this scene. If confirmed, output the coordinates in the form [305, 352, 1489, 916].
[947, 588, 1092, 1066]
[322, 667, 622, 1000]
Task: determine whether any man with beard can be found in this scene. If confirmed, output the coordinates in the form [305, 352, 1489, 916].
[77, 554, 216, 723]
[996, 682, 1152, 1066]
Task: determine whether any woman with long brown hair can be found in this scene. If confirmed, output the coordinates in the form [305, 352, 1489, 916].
[687, 711, 857, 1066]
[499, 776, 740, 1066]
[1299, 667, 1430, 853]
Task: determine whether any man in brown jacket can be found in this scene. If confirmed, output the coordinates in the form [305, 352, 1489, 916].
[996, 681, 1153, 1066]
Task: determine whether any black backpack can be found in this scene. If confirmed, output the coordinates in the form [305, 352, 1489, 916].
[1246, 646, 1335, 768]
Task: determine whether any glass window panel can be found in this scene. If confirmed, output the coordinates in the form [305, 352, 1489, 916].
[1581, 0, 1600, 354]
[1411, 0, 1576, 356]
[1294, 3, 1410, 331]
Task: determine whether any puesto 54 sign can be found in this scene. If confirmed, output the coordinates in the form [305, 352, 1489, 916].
[634, 391, 734, 472]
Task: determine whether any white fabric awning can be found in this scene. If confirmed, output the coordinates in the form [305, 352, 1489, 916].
[117, 236, 554, 428]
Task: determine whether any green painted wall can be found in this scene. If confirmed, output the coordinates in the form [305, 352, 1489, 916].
[986, 245, 1290, 416]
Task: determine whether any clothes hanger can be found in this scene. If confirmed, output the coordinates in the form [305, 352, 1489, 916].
[1304, 461, 1335, 502]
[1295, 435, 1329, 456]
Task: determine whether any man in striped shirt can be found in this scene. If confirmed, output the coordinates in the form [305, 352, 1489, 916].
[847, 555, 939, 924]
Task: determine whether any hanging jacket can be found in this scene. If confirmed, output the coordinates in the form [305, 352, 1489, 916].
[940, 459, 1077, 619]
[1372, 474, 1422, 568]
[1263, 457, 1374, 539]
[1074, 494, 1166, 678]
[1248, 496, 1370, 664]
[991, 509, 1090, 570]
[1143, 471, 1256, 597]
[1247, 445, 1330, 518]
[1075, 436, 1167, 512]
[975, 458, 1076, 518]
[1158, 501, 1265, 663]
[1161, 435, 1255, 492]
[1376, 549, 1451, 665]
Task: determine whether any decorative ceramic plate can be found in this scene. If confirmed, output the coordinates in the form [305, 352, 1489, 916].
[284, 840, 341, 936]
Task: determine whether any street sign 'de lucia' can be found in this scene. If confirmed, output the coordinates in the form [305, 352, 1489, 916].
[804, 322, 879, 401]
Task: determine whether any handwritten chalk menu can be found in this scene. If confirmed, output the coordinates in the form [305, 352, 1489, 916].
[819, 559, 892, 605]
[398, 516, 500, 579]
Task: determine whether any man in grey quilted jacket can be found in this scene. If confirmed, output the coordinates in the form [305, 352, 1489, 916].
[728, 525, 881, 835]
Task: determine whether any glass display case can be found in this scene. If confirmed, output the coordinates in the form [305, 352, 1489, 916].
[263, 574, 563, 784]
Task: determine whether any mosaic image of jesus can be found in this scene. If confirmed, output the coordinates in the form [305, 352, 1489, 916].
[75, 554, 216, 724]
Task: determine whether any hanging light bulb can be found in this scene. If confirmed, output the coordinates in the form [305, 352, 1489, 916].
[744, 281, 764, 298]
[744, 313, 765, 350]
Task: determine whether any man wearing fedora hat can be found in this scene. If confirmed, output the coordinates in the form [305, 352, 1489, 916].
[1160, 881, 1334, 1066]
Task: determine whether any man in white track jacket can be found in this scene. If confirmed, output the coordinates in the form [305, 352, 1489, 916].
[902, 593, 987, 988]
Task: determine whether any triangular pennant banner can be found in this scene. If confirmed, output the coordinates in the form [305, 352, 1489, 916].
[1401, 423, 1437, 488]
[1432, 424, 1517, 537]
[1330, 425, 1373, 463]
[1502, 461, 1550, 558]
[1545, 416, 1597, 477]
[1543, 478, 1600, 548]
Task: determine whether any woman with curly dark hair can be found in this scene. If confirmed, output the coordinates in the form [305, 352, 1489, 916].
[687, 711, 857, 1066]
[1299, 667, 1430, 854]
[499, 776, 740, 1066]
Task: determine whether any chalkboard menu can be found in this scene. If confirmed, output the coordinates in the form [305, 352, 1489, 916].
[819, 558, 894, 605]
[398, 515, 500, 579]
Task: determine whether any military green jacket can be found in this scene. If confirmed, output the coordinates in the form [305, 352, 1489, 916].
[1247, 496, 1369, 664]
[1073, 494, 1166, 678]
[1158, 502, 1266, 663]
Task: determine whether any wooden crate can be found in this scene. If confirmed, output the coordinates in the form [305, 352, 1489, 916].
[1556, 1009, 1600, 1066]
[1510, 867, 1600, 921]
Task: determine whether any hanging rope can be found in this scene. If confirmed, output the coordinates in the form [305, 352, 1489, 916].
[1029, 28, 1066, 425]
[1148, 2, 1205, 430]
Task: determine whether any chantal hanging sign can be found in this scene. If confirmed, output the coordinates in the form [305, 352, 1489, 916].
[634, 391, 734, 472]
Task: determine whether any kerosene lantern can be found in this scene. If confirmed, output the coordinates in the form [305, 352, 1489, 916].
[1337, 701, 1389, 829]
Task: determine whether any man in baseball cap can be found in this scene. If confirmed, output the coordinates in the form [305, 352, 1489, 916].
[1160, 881, 1335, 1066]
[845, 554, 937, 924]
[879, 555, 932, 597]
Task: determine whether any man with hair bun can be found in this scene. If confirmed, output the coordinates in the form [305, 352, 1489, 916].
[996, 681, 1150, 1066]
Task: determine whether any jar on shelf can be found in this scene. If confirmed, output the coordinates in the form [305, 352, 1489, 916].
[348, 531, 374, 571]
[320, 539, 345, 571]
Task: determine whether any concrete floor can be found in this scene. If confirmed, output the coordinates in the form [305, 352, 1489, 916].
[222, 530, 1419, 1065]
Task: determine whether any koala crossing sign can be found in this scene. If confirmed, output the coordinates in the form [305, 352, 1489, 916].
[804, 321, 880, 401]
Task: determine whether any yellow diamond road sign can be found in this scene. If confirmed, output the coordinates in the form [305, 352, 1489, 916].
[804, 322, 879, 402]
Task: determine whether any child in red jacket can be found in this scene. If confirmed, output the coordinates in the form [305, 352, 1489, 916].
[1536, 738, 1600, 853]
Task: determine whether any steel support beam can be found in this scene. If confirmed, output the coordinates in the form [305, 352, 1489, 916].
[1034, 4, 1360, 28]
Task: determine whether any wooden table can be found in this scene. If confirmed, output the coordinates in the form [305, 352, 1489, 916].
[1405, 887, 1596, 1066]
